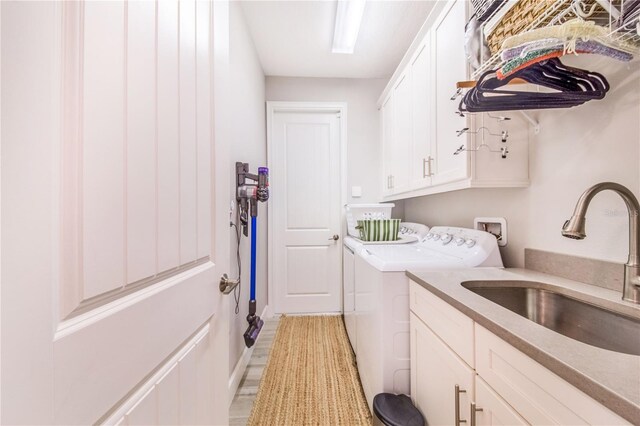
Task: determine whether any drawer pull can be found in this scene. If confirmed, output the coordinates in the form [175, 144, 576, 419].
[455, 384, 467, 425]
[470, 402, 483, 426]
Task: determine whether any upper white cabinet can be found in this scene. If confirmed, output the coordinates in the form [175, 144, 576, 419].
[382, 72, 412, 195]
[378, 0, 530, 201]
[409, 35, 433, 189]
[432, 0, 468, 186]
[381, 95, 394, 197]
[392, 72, 413, 194]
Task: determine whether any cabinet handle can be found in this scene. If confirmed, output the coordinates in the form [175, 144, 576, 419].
[422, 158, 427, 178]
[391, 175, 394, 188]
[455, 385, 467, 426]
[427, 156, 434, 176]
[470, 402, 483, 426]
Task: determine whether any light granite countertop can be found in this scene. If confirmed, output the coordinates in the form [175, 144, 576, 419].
[406, 267, 640, 424]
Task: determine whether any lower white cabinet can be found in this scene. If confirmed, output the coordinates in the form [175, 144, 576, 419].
[475, 377, 528, 426]
[410, 312, 474, 426]
[475, 325, 629, 425]
[409, 280, 630, 426]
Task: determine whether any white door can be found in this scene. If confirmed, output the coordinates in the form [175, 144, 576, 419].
[268, 104, 343, 314]
[1, 2, 229, 424]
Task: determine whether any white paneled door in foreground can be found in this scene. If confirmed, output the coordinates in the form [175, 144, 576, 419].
[2, 1, 227, 425]
[268, 103, 345, 314]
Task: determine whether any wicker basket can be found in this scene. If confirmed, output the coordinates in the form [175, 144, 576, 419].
[471, 0, 508, 22]
[486, 0, 559, 54]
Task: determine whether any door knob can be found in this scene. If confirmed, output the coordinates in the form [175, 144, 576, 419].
[329, 234, 340, 241]
[219, 274, 240, 294]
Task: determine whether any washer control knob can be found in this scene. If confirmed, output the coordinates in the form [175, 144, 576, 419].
[465, 239, 476, 248]
[432, 233, 441, 241]
[454, 237, 465, 246]
[440, 233, 452, 244]
[426, 232, 434, 240]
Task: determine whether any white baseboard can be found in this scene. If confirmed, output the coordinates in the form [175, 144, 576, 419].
[228, 304, 269, 405]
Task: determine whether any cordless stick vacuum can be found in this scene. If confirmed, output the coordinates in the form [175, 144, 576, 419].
[236, 162, 269, 348]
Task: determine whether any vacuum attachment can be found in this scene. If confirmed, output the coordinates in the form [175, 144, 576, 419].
[243, 300, 264, 348]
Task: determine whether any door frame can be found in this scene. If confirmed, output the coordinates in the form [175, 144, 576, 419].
[266, 101, 348, 314]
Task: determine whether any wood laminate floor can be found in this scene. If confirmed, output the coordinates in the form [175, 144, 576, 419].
[229, 317, 280, 426]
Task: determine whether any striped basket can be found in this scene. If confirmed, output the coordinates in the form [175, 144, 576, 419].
[356, 219, 401, 242]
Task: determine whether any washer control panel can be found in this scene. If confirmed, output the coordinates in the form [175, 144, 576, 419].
[422, 226, 502, 267]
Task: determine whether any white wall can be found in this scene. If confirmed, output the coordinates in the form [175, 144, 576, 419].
[403, 57, 640, 268]
[227, 2, 267, 374]
[266, 77, 387, 203]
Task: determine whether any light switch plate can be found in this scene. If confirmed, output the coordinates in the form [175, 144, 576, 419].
[351, 186, 362, 198]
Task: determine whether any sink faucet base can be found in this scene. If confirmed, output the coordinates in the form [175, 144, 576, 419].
[623, 265, 640, 303]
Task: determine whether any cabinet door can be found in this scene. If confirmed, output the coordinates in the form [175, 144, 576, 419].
[410, 312, 475, 425]
[381, 95, 394, 197]
[343, 247, 356, 352]
[432, 0, 468, 186]
[475, 377, 529, 426]
[391, 71, 412, 194]
[410, 34, 433, 190]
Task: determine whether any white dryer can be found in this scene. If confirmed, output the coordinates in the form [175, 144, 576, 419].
[351, 226, 503, 410]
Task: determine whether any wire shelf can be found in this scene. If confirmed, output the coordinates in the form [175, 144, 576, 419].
[471, 0, 640, 79]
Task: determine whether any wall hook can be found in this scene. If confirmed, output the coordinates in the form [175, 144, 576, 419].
[456, 111, 511, 122]
[453, 143, 509, 159]
[457, 126, 509, 142]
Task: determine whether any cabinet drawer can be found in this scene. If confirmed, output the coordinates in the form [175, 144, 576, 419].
[409, 280, 474, 367]
[475, 325, 630, 425]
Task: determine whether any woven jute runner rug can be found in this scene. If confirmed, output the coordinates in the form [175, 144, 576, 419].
[247, 315, 372, 426]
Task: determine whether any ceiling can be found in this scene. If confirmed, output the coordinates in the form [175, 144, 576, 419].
[240, 1, 436, 79]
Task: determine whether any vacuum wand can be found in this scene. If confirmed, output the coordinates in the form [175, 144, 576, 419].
[236, 163, 269, 348]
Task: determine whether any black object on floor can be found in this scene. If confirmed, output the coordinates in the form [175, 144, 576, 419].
[373, 393, 425, 426]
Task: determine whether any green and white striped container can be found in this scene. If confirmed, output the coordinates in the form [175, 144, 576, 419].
[356, 219, 401, 242]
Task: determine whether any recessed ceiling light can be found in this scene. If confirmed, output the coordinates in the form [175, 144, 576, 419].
[332, 0, 366, 54]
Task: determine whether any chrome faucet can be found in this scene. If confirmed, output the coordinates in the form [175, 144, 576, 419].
[562, 182, 640, 304]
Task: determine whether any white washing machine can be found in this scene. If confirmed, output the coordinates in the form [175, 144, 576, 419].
[350, 226, 503, 410]
[343, 222, 429, 356]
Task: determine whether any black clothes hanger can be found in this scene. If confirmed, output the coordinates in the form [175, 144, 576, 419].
[459, 58, 609, 112]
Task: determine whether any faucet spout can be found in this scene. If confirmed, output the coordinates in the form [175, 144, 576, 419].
[562, 182, 640, 303]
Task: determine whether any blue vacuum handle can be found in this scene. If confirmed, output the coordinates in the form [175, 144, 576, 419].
[250, 215, 257, 301]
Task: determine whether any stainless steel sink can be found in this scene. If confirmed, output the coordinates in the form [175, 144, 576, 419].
[462, 281, 640, 356]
